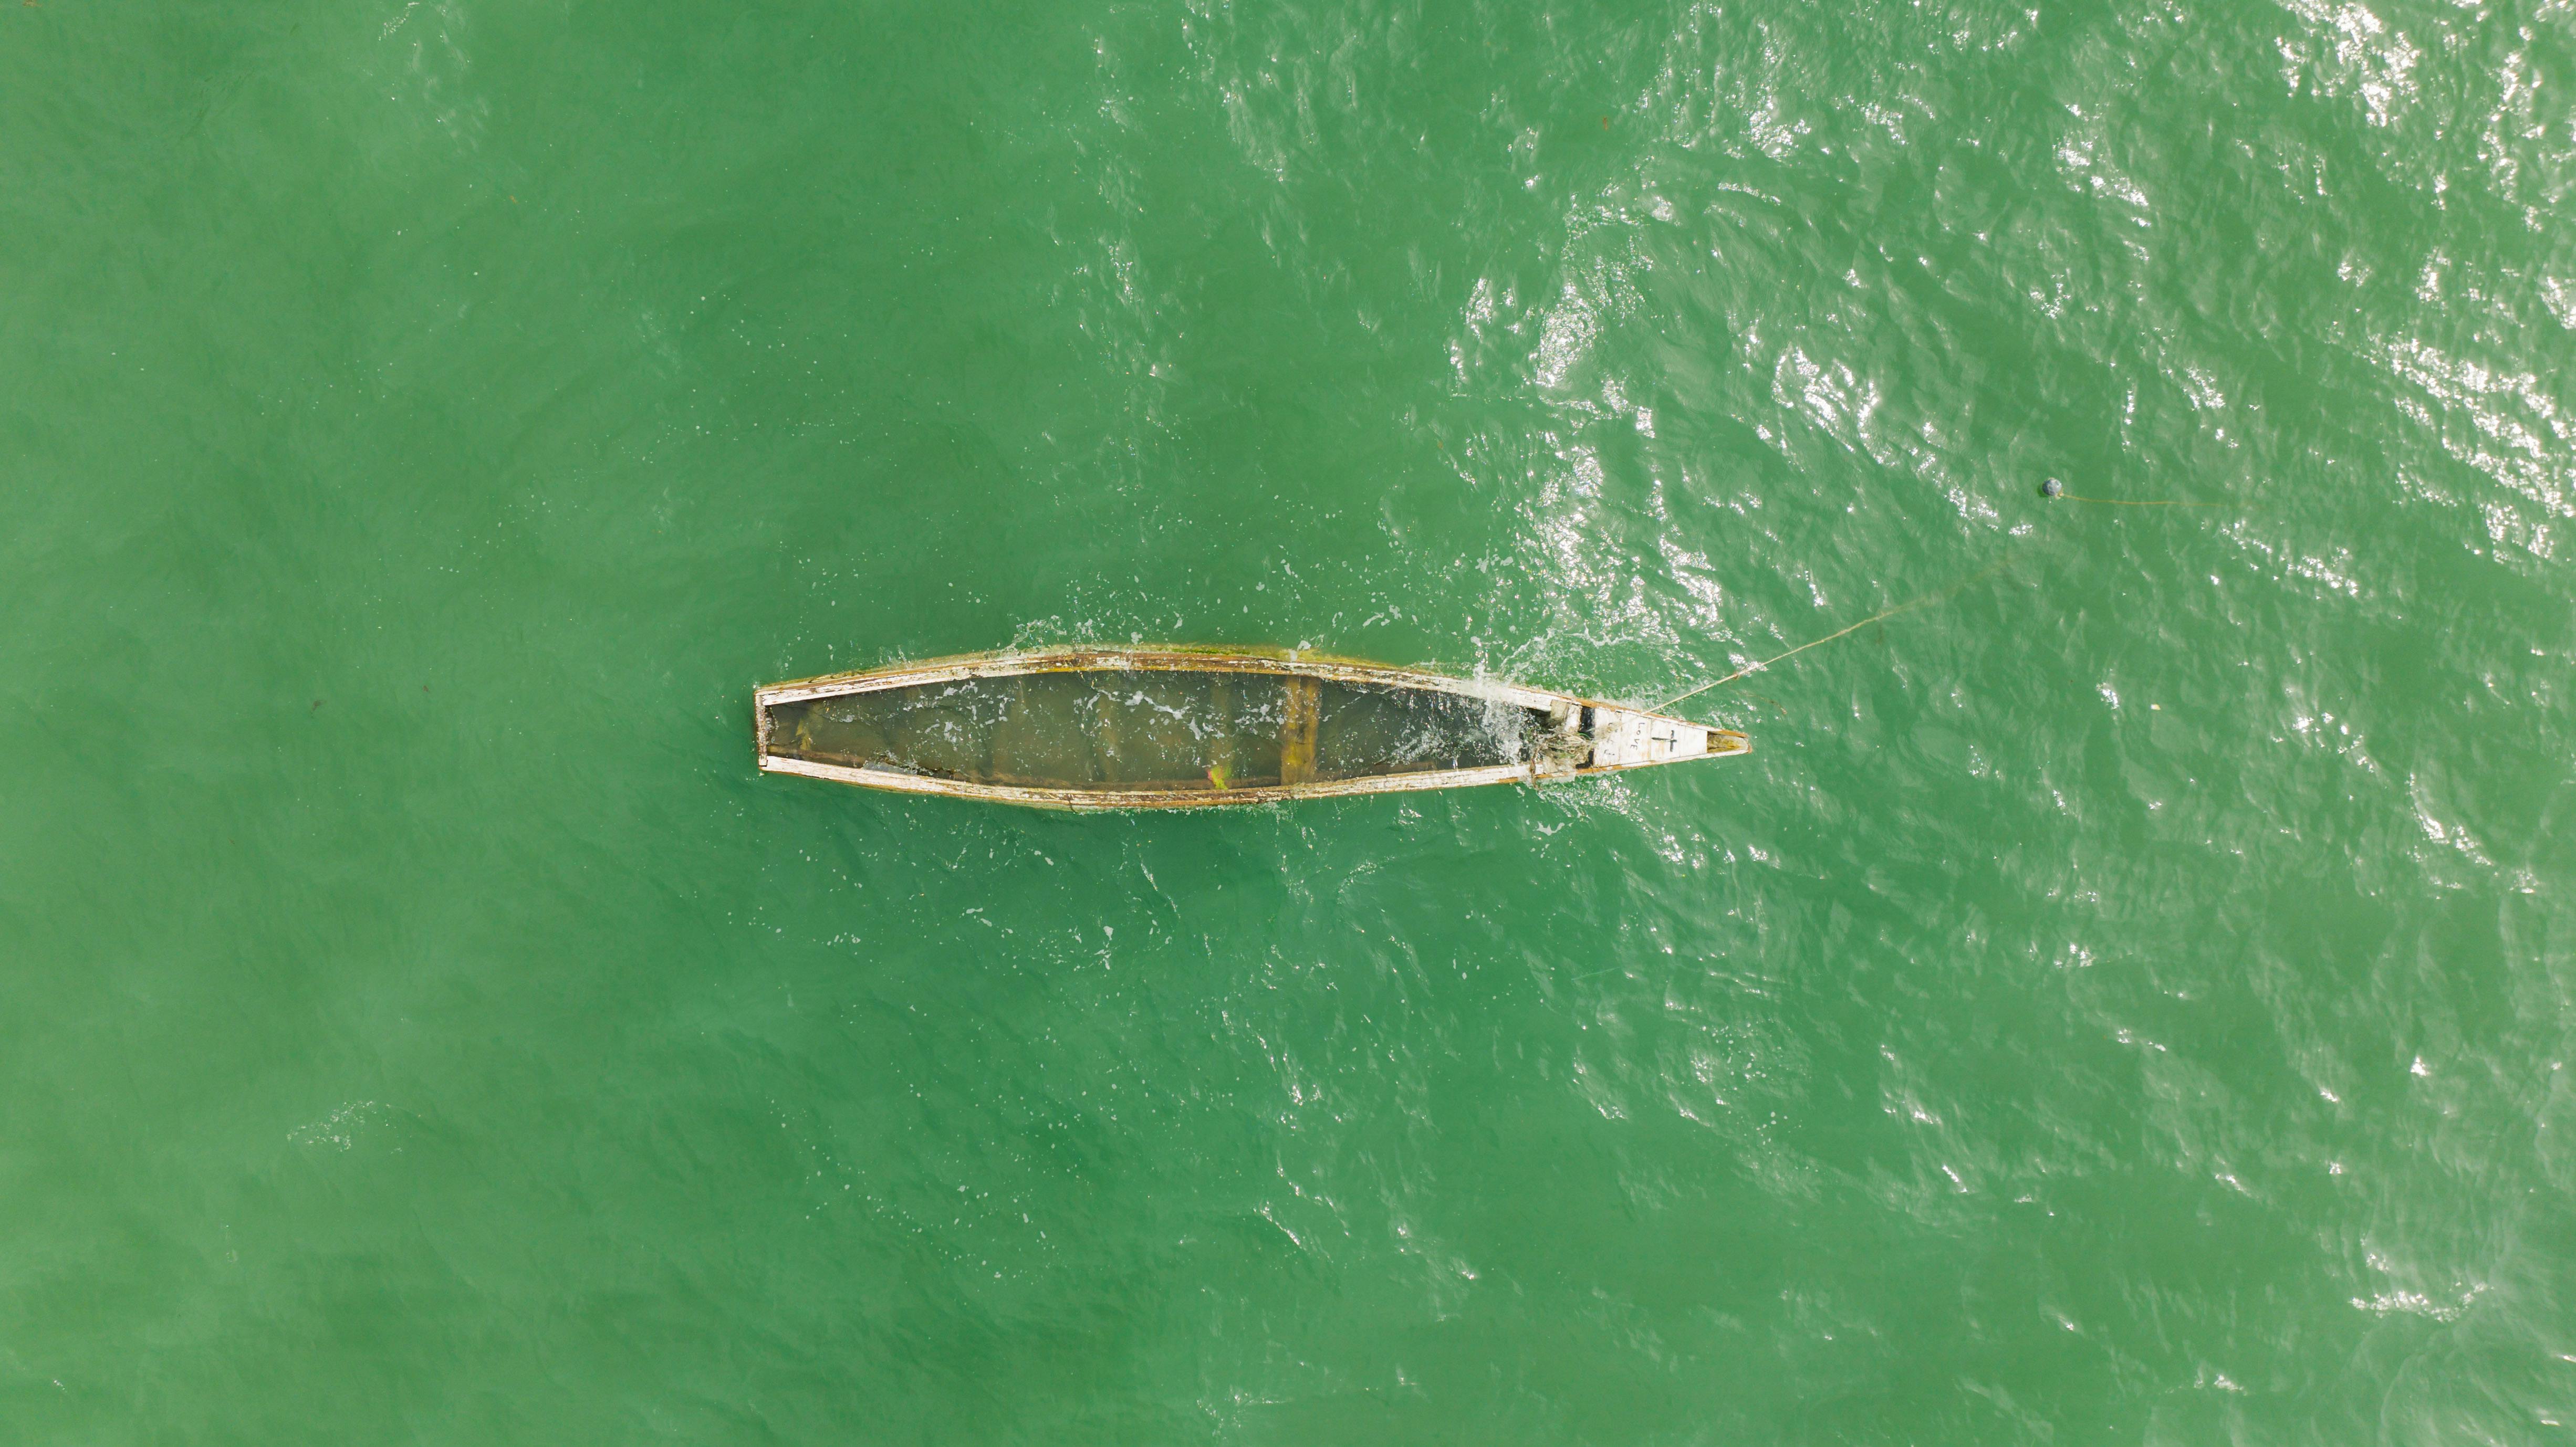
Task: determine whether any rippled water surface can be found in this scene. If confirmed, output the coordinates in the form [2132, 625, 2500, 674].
[6, 0, 2574, 1441]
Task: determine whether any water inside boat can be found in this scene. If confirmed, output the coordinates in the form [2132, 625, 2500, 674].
[765, 668, 1543, 791]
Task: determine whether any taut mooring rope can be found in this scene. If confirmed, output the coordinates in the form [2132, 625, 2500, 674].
[2040, 476, 2223, 507]
[2052, 495, 2224, 506]
[1656, 561, 2007, 713]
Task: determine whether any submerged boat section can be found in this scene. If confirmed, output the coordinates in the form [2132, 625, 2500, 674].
[754, 646, 1747, 810]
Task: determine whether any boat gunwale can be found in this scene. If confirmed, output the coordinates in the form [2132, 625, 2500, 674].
[753, 645, 1570, 712]
[758, 753, 1544, 810]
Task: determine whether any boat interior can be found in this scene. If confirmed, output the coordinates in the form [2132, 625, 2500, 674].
[764, 669, 1551, 792]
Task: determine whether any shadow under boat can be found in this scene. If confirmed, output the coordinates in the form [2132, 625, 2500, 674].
[754, 645, 1749, 811]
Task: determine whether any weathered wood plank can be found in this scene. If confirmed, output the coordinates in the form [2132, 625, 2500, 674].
[1278, 676, 1320, 787]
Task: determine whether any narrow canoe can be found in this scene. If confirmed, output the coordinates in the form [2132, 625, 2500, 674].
[753, 645, 1749, 810]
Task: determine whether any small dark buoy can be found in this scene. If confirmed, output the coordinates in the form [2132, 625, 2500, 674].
[2040, 478, 2063, 499]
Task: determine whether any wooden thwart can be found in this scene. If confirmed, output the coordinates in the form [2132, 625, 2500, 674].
[1279, 676, 1320, 787]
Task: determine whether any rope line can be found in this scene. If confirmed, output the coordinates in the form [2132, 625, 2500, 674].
[1655, 561, 2007, 713]
[2056, 494, 2224, 507]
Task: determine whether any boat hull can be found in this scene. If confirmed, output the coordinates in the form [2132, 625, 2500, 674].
[754, 645, 1746, 811]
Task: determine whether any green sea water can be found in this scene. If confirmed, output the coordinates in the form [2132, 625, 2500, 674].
[7, 0, 2575, 1440]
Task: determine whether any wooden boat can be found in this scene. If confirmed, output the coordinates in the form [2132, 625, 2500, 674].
[754, 645, 1749, 810]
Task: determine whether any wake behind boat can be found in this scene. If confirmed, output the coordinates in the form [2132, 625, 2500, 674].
[754, 645, 1748, 810]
